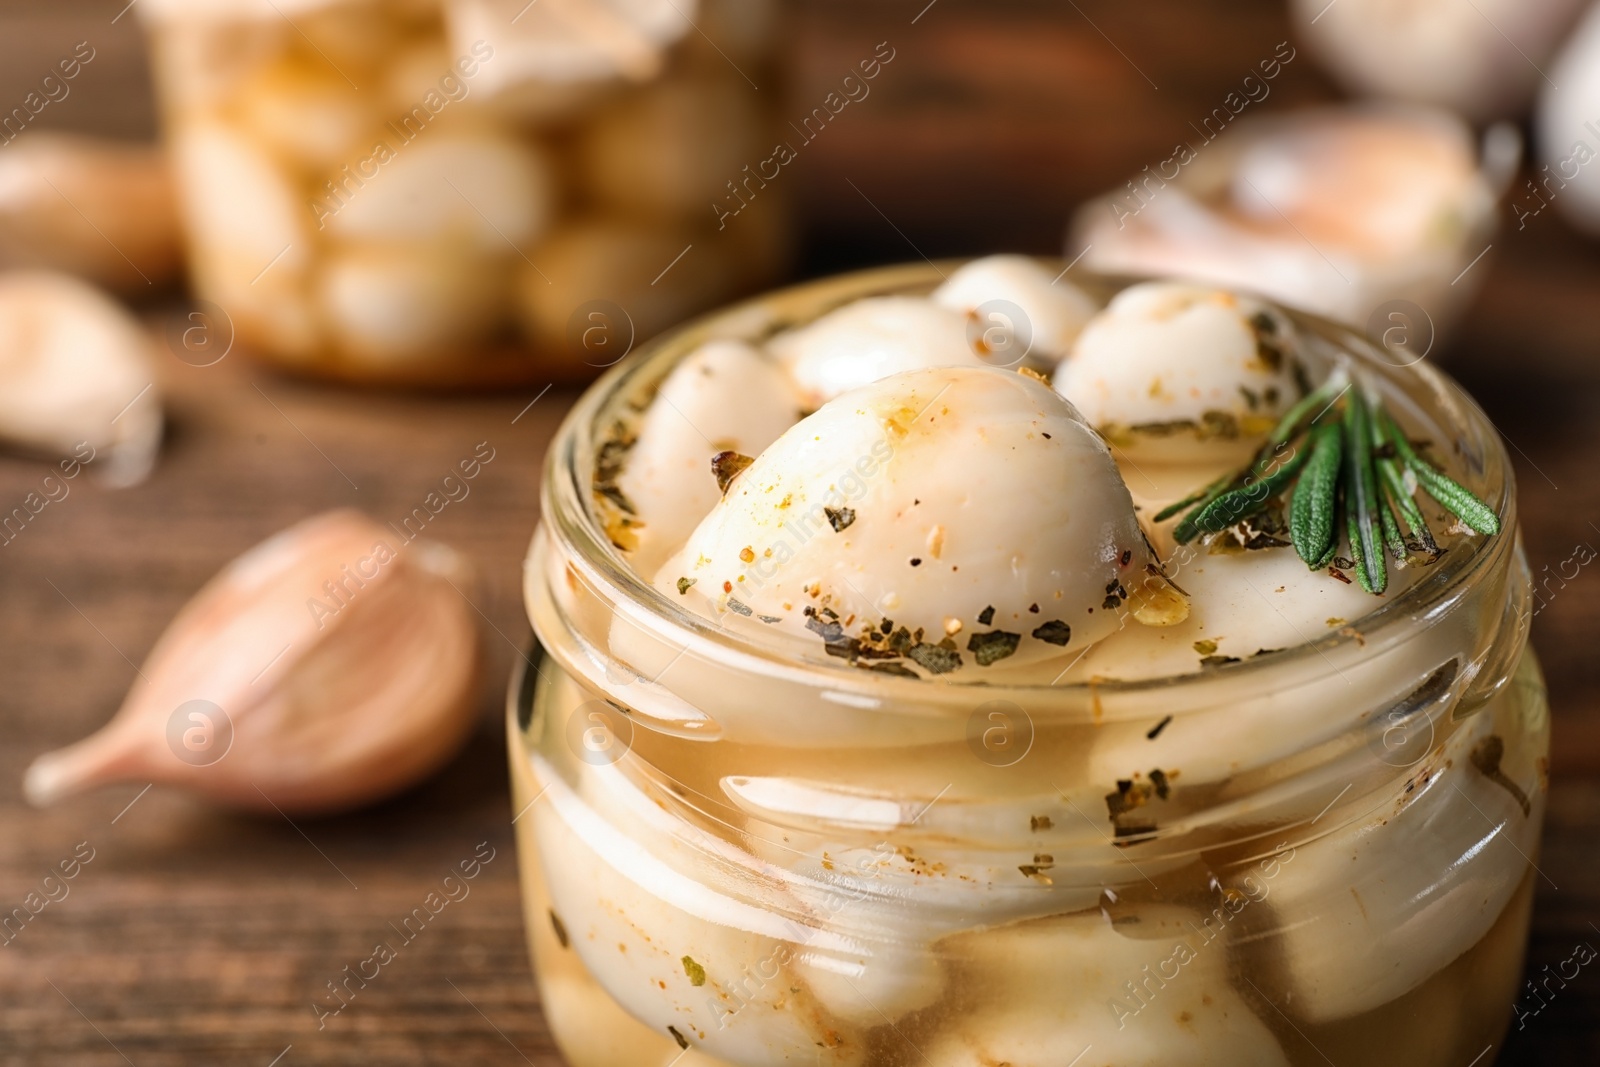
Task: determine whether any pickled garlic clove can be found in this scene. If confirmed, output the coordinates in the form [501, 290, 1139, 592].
[614, 340, 801, 572]
[0, 271, 163, 488]
[1539, 4, 1600, 235]
[932, 254, 1099, 366]
[23, 510, 482, 815]
[662, 366, 1159, 673]
[767, 297, 983, 410]
[0, 135, 182, 294]
[1054, 281, 1301, 467]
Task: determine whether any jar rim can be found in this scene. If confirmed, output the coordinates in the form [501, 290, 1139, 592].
[534, 260, 1518, 716]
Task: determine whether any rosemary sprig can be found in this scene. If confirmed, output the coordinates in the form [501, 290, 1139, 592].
[1157, 367, 1500, 597]
[1341, 391, 1386, 593]
[1377, 411, 1501, 536]
[1290, 423, 1342, 566]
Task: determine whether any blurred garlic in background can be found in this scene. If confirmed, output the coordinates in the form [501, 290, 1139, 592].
[1073, 107, 1515, 339]
[0, 135, 182, 293]
[1538, 2, 1600, 235]
[0, 271, 163, 488]
[1290, 0, 1586, 122]
[24, 510, 482, 815]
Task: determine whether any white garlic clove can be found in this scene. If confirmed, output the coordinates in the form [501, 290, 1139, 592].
[446, 0, 698, 107]
[318, 245, 508, 366]
[325, 132, 556, 252]
[577, 76, 764, 221]
[1054, 281, 1301, 466]
[516, 217, 736, 378]
[1538, 3, 1600, 235]
[1291, 0, 1585, 122]
[767, 296, 984, 409]
[0, 135, 182, 294]
[23, 510, 482, 815]
[234, 60, 376, 171]
[926, 906, 1289, 1066]
[0, 271, 162, 488]
[616, 340, 801, 573]
[931, 254, 1098, 365]
[661, 366, 1166, 674]
[1072, 107, 1507, 336]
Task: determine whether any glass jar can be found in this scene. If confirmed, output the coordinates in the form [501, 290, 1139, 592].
[140, 0, 786, 386]
[510, 262, 1547, 1067]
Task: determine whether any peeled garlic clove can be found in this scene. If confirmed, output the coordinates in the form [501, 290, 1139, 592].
[577, 76, 763, 220]
[1292, 0, 1585, 122]
[319, 244, 508, 366]
[767, 296, 983, 409]
[1073, 107, 1506, 335]
[1055, 281, 1300, 466]
[235, 60, 376, 170]
[0, 135, 181, 293]
[614, 340, 801, 572]
[932, 254, 1098, 365]
[0, 271, 162, 488]
[1538, 4, 1600, 235]
[23, 510, 481, 815]
[325, 132, 556, 252]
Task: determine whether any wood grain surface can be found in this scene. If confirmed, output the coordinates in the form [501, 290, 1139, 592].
[2, 1, 1599, 1065]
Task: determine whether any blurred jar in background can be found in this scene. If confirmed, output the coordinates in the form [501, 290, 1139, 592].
[139, 0, 788, 386]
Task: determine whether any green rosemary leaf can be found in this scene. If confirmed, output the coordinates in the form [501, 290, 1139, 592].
[1379, 411, 1501, 536]
[1153, 470, 1234, 523]
[1186, 449, 1309, 537]
[1346, 509, 1380, 593]
[1290, 423, 1342, 566]
[1342, 391, 1386, 593]
[1311, 535, 1339, 571]
[1379, 486, 1407, 564]
[1259, 370, 1349, 458]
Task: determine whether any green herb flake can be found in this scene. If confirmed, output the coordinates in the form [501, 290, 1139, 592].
[667, 1025, 690, 1050]
[1030, 815, 1054, 832]
[966, 630, 1021, 666]
[726, 597, 753, 617]
[681, 956, 706, 987]
[824, 506, 856, 532]
[676, 577, 695, 595]
[711, 450, 754, 494]
[907, 642, 963, 675]
[1031, 620, 1072, 646]
[1193, 639, 1218, 656]
[977, 605, 995, 626]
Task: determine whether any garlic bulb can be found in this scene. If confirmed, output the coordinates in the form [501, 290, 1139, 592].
[24, 510, 481, 814]
[767, 296, 982, 409]
[1291, 0, 1585, 122]
[660, 366, 1172, 674]
[1538, 2, 1600, 234]
[1054, 281, 1300, 465]
[0, 271, 163, 488]
[1073, 106, 1508, 336]
[0, 135, 181, 293]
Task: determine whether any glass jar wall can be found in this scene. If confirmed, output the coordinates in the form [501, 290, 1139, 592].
[140, 0, 786, 386]
[511, 263, 1548, 1067]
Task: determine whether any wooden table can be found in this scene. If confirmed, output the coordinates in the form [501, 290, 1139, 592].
[2, 1, 1599, 1064]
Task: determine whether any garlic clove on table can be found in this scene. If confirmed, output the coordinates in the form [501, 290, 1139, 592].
[24, 510, 483, 815]
[0, 134, 182, 293]
[0, 271, 163, 488]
